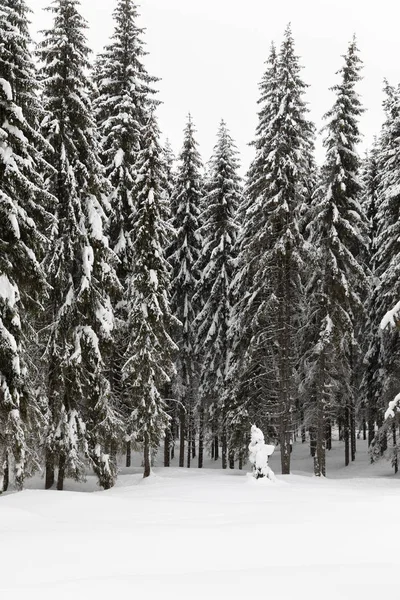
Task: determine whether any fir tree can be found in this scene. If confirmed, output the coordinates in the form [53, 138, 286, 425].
[359, 138, 380, 444]
[302, 37, 368, 474]
[226, 43, 279, 467]
[94, 0, 157, 287]
[121, 111, 178, 478]
[229, 27, 314, 474]
[195, 120, 241, 469]
[93, 0, 158, 466]
[170, 115, 203, 468]
[38, 0, 121, 490]
[0, 0, 53, 491]
[367, 83, 400, 462]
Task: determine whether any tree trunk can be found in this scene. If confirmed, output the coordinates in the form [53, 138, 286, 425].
[325, 419, 332, 451]
[350, 402, 356, 462]
[186, 412, 192, 468]
[45, 452, 55, 490]
[393, 421, 398, 474]
[367, 401, 375, 446]
[238, 455, 243, 470]
[179, 405, 185, 467]
[198, 406, 204, 468]
[301, 425, 306, 444]
[280, 427, 291, 475]
[309, 426, 316, 457]
[126, 440, 131, 468]
[143, 435, 151, 478]
[362, 417, 367, 441]
[57, 455, 65, 491]
[214, 435, 219, 461]
[221, 429, 227, 469]
[191, 434, 196, 459]
[315, 399, 326, 477]
[164, 428, 171, 467]
[344, 406, 350, 467]
[229, 451, 235, 469]
[3, 457, 9, 493]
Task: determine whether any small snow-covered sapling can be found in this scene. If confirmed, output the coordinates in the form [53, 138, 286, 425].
[248, 425, 276, 481]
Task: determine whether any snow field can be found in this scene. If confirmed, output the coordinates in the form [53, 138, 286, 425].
[1, 440, 400, 600]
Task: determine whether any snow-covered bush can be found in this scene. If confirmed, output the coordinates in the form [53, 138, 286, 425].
[248, 425, 276, 481]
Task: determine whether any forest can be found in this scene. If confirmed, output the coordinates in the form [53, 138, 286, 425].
[1, 0, 399, 494]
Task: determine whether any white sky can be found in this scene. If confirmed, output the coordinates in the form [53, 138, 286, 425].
[30, 0, 400, 172]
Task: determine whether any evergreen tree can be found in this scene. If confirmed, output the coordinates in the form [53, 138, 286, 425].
[195, 120, 241, 469]
[0, 0, 53, 491]
[38, 0, 121, 490]
[121, 111, 178, 478]
[93, 0, 158, 466]
[359, 138, 380, 444]
[367, 83, 400, 462]
[170, 115, 203, 468]
[302, 38, 368, 474]
[226, 43, 279, 467]
[94, 0, 157, 287]
[229, 27, 314, 474]
[161, 138, 177, 466]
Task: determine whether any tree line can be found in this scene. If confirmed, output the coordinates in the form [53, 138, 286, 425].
[0, 0, 398, 492]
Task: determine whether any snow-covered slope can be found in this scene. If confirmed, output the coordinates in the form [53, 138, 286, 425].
[1, 441, 399, 600]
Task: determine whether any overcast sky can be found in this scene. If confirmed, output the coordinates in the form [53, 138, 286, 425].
[30, 0, 400, 172]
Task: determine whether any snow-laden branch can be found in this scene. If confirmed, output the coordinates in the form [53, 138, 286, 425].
[380, 300, 400, 330]
[381, 302, 400, 420]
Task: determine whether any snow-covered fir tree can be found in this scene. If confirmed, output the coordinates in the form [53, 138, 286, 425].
[38, 0, 121, 490]
[359, 138, 380, 445]
[161, 138, 177, 466]
[366, 83, 400, 463]
[121, 110, 178, 478]
[93, 0, 158, 466]
[302, 37, 368, 474]
[195, 120, 241, 469]
[226, 43, 279, 467]
[248, 425, 275, 480]
[170, 115, 203, 468]
[94, 0, 157, 287]
[0, 0, 54, 491]
[229, 27, 315, 474]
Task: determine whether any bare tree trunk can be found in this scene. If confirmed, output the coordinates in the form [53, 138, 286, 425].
[186, 409, 192, 468]
[393, 421, 398, 474]
[229, 451, 235, 469]
[367, 401, 375, 446]
[214, 435, 219, 461]
[309, 426, 316, 457]
[221, 429, 227, 469]
[57, 455, 65, 491]
[325, 419, 332, 451]
[344, 406, 350, 467]
[143, 435, 151, 478]
[45, 451, 55, 490]
[315, 403, 326, 477]
[350, 402, 356, 462]
[2, 455, 9, 493]
[198, 405, 204, 468]
[191, 433, 196, 459]
[179, 405, 185, 467]
[164, 428, 171, 467]
[280, 432, 291, 474]
[126, 440, 131, 468]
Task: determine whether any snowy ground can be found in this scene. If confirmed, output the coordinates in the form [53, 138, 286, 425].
[1, 439, 399, 600]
